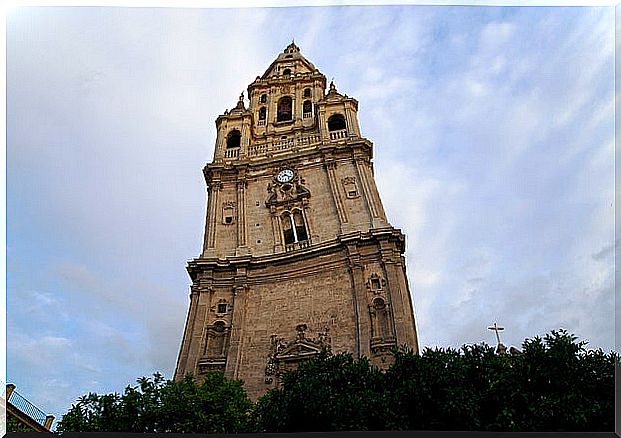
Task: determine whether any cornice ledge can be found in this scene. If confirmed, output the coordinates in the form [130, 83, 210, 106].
[187, 227, 406, 277]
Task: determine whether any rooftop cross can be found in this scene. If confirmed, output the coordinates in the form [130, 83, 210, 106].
[487, 321, 505, 346]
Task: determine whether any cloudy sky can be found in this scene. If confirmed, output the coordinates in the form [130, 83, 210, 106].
[6, 1, 615, 427]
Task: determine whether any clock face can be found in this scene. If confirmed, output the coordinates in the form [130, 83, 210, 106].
[276, 169, 294, 183]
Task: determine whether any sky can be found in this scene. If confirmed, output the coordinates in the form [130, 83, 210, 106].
[5, 1, 616, 428]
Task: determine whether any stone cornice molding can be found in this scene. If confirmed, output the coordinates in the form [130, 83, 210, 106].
[187, 227, 406, 280]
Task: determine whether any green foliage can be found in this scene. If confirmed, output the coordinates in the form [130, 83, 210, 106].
[55, 371, 253, 433]
[254, 329, 616, 432]
[55, 329, 616, 433]
[6, 414, 36, 432]
[253, 350, 387, 432]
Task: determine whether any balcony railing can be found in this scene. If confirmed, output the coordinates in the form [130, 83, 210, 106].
[329, 129, 347, 140]
[248, 134, 322, 158]
[285, 239, 312, 252]
[220, 130, 353, 161]
[224, 148, 240, 158]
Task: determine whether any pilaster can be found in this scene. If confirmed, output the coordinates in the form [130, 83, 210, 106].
[236, 175, 249, 255]
[324, 157, 348, 231]
[346, 244, 371, 359]
[380, 241, 413, 347]
[205, 181, 222, 252]
[225, 270, 249, 379]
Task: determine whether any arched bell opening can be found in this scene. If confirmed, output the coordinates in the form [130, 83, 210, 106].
[226, 129, 241, 148]
[327, 114, 346, 131]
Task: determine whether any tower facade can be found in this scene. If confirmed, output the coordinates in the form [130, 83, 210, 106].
[175, 43, 419, 399]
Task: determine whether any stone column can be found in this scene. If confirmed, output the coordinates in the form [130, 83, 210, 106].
[225, 275, 248, 379]
[318, 106, 328, 141]
[381, 243, 414, 348]
[397, 256, 419, 352]
[344, 104, 356, 137]
[174, 284, 202, 379]
[352, 155, 374, 227]
[363, 160, 388, 224]
[236, 178, 248, 254]
[324, 158, 347, 231]
[354, 155, 387, 228]
[187, 285, 213, 376]
[271, 206, 283, 252]
[347, 244, 371, 359]
[302, 198, 318, 241]
[206, 181, 222, 251]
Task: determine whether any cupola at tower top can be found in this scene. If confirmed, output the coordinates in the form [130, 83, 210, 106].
[259, 40, 318, 79]
[211, 43, 363, 164]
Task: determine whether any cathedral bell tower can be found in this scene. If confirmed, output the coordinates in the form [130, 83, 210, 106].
[174, 42, 419, 399]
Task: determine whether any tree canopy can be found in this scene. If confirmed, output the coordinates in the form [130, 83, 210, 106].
[253, 329, 616, 432]
[55, 329, 617, 433]
[55, 371, 253, 433]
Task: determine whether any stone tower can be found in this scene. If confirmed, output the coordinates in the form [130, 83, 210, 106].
[174, 42, 419, 399]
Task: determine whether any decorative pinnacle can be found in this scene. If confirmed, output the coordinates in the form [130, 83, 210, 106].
[231, 91, 246, 112]
[328, 79, 338, 96]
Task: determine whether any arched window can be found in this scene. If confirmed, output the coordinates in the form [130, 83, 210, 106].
[281, 214, 294, 244]
[303, 88, 311, 98]
[259, 106, 266, 120]
[292, 211, 308, 242]
[277, 97, 293, 122]
[283, 68, 291, 76]
[226, 129, 241, 148]
[260, 94, 267, 103]
[328, 114, 346, 131]
[303, 100, 312, 114]
[281, 210, 308, 245]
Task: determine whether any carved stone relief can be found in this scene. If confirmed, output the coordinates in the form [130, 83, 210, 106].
[264, 324, 331, 385]
[222, 201, 237, 225]
[342, 176, 360, 199]
[366, 272, 386, 295]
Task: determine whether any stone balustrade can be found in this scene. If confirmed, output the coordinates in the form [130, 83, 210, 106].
[329, 129, 347, 141]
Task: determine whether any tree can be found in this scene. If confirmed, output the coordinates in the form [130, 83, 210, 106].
[383, 329, 617, 432]
[6, 415, 36, 433]
[254, 329, 616, 432]
[55, 371, 253, 433]
[253, 350, 388, 432]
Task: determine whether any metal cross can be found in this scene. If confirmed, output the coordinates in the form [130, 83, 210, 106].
[487, 321, 505, 345]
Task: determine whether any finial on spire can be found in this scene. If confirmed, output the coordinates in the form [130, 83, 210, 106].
[239, 91, 244, 102]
